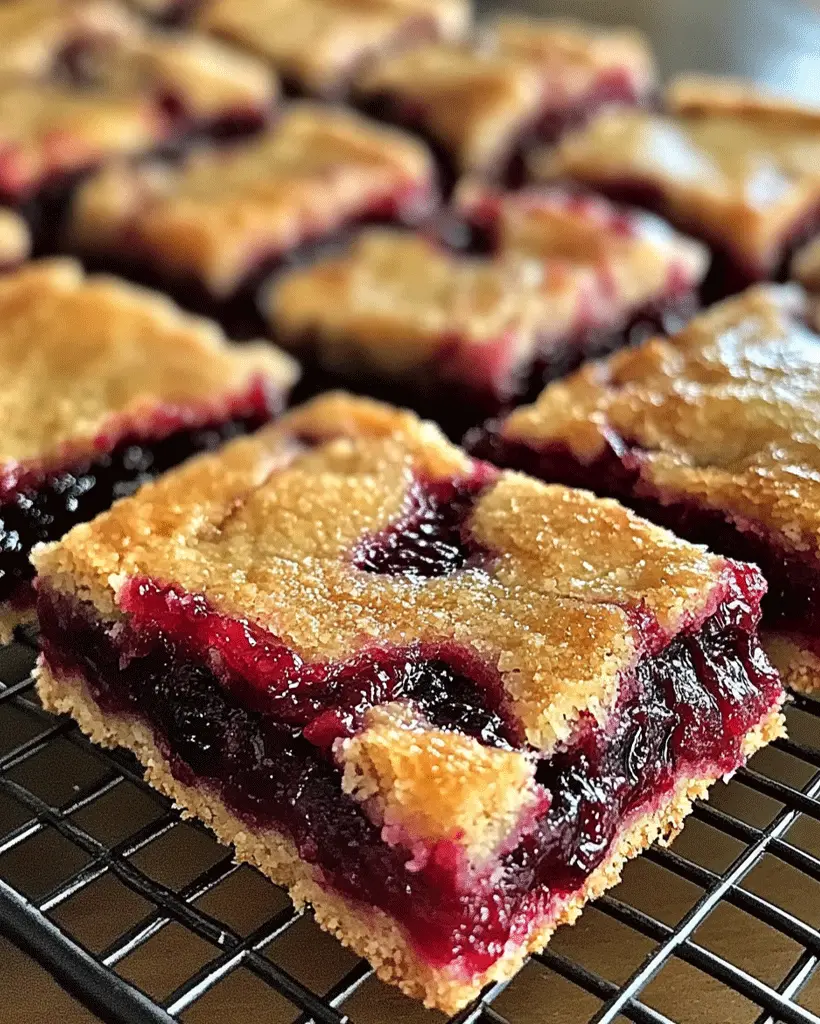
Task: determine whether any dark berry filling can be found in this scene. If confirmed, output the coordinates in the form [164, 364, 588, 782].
[352, 470, 495, 577]
[38, 571, 781, 976]
[0, 385, 278, 606]
[467, 429, 820, 646]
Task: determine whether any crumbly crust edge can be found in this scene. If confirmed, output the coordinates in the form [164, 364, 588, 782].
[35, 661, 785, 1015]
[763, 632, 820, 696]
[0, 603, 37, 646]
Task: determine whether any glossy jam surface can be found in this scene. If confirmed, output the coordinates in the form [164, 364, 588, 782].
[38, 575, 781, 976]
[353, 471, 494, 577]
[469, 429, 820, 640]
[0, 390, 276, 604]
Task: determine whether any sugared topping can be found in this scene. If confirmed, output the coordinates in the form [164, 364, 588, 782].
[355, 19, 655, 174]
[267, 229, 565, 393]
[0, 210, 31, 269]
[338, 703, 545, 868]
[195, 0, 471, 96]
[0, 259, 297, 468]
[34, 393, 749, 750]
[68, 104, 436, 296]
[0, 0, 132, 77]
[453, 181, 709, 311]
[534, 77, 820, 273]
[502, 285, 820, 552]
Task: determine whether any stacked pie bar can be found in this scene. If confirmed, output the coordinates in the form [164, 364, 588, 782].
[33, 393, 785, 1013]
[468, 286, 820, 694]
[0, 258, 297, 640]
[66, 103, 436, 321]
[533, 75, 820, 297]
[266, 184, 707, 434]
[354, 17, 656, 185]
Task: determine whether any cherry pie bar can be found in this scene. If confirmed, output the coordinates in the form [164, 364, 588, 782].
[193, 0, 471, 98]
[534, 75, 820, 296]
[32, 392, 785, 1013]
[0, 0, 132, 78]
[468, 285, 820, 694]
[67, 103, 436, 309]
[354, 17, 655, 183]
[267, 188, 706, 433]
[0, 258, 298, 640]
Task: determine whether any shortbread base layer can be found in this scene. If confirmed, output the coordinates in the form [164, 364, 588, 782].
[35, 660, 785, 1014]
[763, 632, 820, 696]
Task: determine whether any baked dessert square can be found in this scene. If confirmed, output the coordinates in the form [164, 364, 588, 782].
[0, 0, 132, 78]
[66, 23, 279, 136]
[0, 258, 298, 640]
[66, 103, 437, 310]
[354, 18, 655, 184]
[266, 187, 707, 434]
[194, 0, 471, 98]
[468, 285, 820, 694]
[33, 392, 785, 1014]
[534, 75, 820, 296]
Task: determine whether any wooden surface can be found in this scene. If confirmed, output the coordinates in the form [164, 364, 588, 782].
[4, 1, 820, 1021]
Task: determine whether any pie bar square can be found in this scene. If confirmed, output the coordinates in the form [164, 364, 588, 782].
[0, 0, 132, 78]
[67, 103, 437, 306]
[354, 17, 655, 183]
[468, 284, 820, 694]
[266, 187, 707, 433]
[68, 24, 279, 136]
[33, 392, 784, 1013]
[194, 0, 471, 98]
[533, 75, 820, 296]
[0, 258, 298, 640]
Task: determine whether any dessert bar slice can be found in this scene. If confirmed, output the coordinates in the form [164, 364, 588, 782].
[534, 75, 820, 296]
[0, 259, 297, 640]
[194, 0, 471, 98]
[0, 0, 132, 78]
[468, 285, 820, 693]
[354, 18, 655, 184]
[267, 187, 706, 434]
[452, 181, 708, 346]
[34, 392, 785, 1012]
[67, 103, 436, 310]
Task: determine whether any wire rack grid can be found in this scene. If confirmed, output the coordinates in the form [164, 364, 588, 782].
[4, 632, 820, 1024]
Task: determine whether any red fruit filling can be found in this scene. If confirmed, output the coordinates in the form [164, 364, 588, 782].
[352, 469, 496, 577]
[0, 381, 279, 607]
[467, 428, 820, 650]
[37, 563, 781, 977]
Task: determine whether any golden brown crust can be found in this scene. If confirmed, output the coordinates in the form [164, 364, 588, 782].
[35, 660, 784, 1015]
[0, 0, 133, 77]
[534, 81, 820, 270]
[34, 392, 737, 751]
[68, 104, 435, 297]
[503, 285, 820, 558]
[196, 0, 471, 95]
[762, 633, 820, 696]
[337, 703, 542, 866]
[86, 27, 278, 122]
[0, 210, 31, 268]
[355, 19, 654, 174]
[792, 236, 820, 292]
[0, 259, 298, 467]
[0, 603, 38, 647]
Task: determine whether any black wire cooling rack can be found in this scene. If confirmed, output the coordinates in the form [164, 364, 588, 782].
[4, 633, 820, 1024]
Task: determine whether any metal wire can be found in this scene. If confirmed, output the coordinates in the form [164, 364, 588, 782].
[3, 643, 820, 1023]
